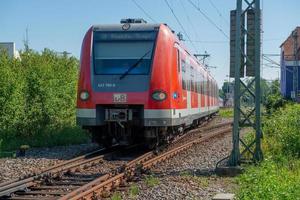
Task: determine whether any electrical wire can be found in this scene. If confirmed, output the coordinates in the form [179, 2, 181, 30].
[179, 0, 205, 52]
[131, 0, 157, 23]
[207, 0, 230, 26]
[187, 0, 229, 39]
[164, 0, 198, 53]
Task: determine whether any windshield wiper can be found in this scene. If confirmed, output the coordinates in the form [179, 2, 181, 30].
[119, 50, 151, 80]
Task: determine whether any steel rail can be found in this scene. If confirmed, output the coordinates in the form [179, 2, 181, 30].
[0, 148, 104, 189]
[0, 146, 120, 197]
[65, 125, 232, 200]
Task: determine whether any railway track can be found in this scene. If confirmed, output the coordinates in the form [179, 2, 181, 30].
[0, 119, 232, 200]
[0, 145, 135, 199]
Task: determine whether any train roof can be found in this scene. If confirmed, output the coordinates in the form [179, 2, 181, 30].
[93, 23, 161, 32]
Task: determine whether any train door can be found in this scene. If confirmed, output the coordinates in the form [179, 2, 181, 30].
[186, 59, 192, 125]
[207, 78, 210, 112]
[197, 70, 201, 112]
[206, 75, 209, 112]
[201, 73, 205, 109]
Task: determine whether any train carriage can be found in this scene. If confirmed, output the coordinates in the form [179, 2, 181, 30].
[77, 19, 219, 147]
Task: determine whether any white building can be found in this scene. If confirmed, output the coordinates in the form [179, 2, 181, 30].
[0, 42, 20, 59]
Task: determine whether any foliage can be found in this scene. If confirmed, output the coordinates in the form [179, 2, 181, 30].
[1, 127, 88, 151]
[219, 81, 233, 101]
[237, 160, 300, 200]
[263, 80, 287, 114]
[237, 104, 300, 199]
[145, 175, 160, 187]
[219, 78, 285, 112]
[0, 49, 88, 150]
[219, 108, 233, 118]
[263, 104, 300, 158]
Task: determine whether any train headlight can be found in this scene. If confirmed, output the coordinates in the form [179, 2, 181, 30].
[152, 90, 167, 101]
[80, 91, 89, 101]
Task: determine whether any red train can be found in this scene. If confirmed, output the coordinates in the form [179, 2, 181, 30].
[77, 19, 219, 148]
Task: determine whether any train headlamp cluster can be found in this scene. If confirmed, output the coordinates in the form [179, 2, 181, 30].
[80, 91, 89, 101]
[152, 90, 167, 101]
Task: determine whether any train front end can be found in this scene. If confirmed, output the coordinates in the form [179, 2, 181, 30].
[77, 19, 163, 147]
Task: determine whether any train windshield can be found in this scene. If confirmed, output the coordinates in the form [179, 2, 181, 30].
[93, 31, 157, 75]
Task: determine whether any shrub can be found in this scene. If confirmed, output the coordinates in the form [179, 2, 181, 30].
[237, 104, 300, 199]
[237, 159, 300, 200]
[0, 49, 88, 150]
[263, 104, 300, 158]
[264, 93, 286, 115]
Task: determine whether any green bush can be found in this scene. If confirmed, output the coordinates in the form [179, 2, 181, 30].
[263, 104, 300, 158]
[0, 49, 88, 150]
[263, 79, 286, 115]
[264, 93, 286, 115]
[237, 104, 300, 199]
[237, 160, 300, 200]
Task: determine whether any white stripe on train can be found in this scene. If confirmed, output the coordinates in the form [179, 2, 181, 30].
[76, 106, 219, 119]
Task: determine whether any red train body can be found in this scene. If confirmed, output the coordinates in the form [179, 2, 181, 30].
[77, 19, 219, 147]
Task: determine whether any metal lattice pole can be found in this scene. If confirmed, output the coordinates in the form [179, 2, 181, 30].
[229, 0, 242, 166]
[228, 0, 263, 166]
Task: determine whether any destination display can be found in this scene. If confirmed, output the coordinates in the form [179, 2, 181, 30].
[94, 31, 157, 41]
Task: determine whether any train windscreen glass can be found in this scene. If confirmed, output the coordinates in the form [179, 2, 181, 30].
[93, 31, 157, 75]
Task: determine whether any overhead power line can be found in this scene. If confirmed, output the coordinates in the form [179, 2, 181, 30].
[179, 0, 205, 52]
[131, 0, 157, 23]
[187, 0, 229, 39]
[207, 0, 230, 25]
[164, 0, 198, 53]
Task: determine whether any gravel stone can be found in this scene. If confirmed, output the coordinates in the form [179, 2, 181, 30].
[120, 116, 238, 200]
[0, 143, 98, 183]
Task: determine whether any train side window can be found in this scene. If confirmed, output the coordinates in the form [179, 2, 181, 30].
[207, 80, 210, 96]
[181, 59, 186, 90]
[177, 50, 180, 72]
[182, 79, 186, 90]
[181, 60, 186, 72]
[191, 80, 194, 92]
[190, 67, 194, 92]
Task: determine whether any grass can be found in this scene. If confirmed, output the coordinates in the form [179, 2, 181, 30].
[0, 126, 90, 152]
[218, 107, 233, 118]
[236, 104, 300, 200]
[237, 159, 300, 200]
[111, 192, 122, 200]
[194, 177, 209, 188]
[129, 184, 139, 198]
[179, 170, 193, 176]
[145, 175, 160, 187]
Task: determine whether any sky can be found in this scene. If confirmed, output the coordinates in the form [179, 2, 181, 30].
[1, 0, 300, 86]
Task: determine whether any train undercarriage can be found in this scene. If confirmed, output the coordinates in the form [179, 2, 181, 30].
[86, 112, 216, 149]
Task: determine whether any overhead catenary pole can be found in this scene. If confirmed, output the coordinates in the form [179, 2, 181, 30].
[229, 0, 242, 166]
[225, 0, 263, 168]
